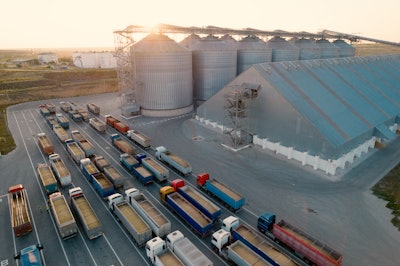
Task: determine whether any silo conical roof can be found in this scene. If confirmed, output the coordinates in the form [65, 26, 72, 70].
[316, 39, 340, 59]
[266, 36, 299, 62]
[237, 35, 272, 74]
[179, 33, 201, 49]
[333, 39, 356, 57]
[290, 37, 321, 60]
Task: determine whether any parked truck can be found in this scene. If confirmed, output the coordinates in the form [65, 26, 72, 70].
[53, 124, 68, 142]
[89, 117, 107, 133]
[71, 130, 85, 142]
[69, 187, 103, 240]
[49, 153, 71, 186]
[108, 193, 152, 246]
[65, 139, 85, 164]
[166, 230, 213, 266]
[46, 115, 58, 128]
[146, 236, 184, 266]
[45, 103, 56, 114]
[171, 179, 221, 222]
[87, 103, 100, 115]
[142, 157, 169, 183]
[111, 133, 135, 155]
[77, 108, 89, 121]
[212, 229, 270, 266]
[37, 163, 58, 195]
[39, 104, 50, 117]
[68, 110, 82, 122]
[105, 114, 120, 127]
[125, 188, 171, 237]
[103, 165, 125, 188]
[48, 192, 78, 240]
[56, 113, 69, 129]
[80, 158, 100, 181]
[93, 155, 110, 172]
[132, 166, 153, 185]
[37, 132, 54, 155]
[197, 173, 245, 212]
[160, 186, 212, 238]
[78, 139, 96, 157]
[114, 122, 130, 134]
[127, 129, 151, 148]
[14, 244, 44, 266]
[8, 184, 32, 237]
[92, 172, 115, 199]
[155, 146, 192, 176]
[218, 216, 300, 266]
[60, 101, 71, 112]
[120, 153, 139, 171]
[257, 213, 343, 266]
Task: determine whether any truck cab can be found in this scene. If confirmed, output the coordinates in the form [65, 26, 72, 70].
[257, 212, 276, 233]
[146, 236, 166, 263]
[15, 244, 43, 266]
[124, 187, 140, 204]
[165, 230, 185, 251]
[211, 229, 231, 253]
[159, 186, 174, 203]
[221, 216, 240, 232]
[107, 193, 124, 210]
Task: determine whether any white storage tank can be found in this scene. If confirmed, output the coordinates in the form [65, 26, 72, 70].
[290, 37, 321, 60]
[179, 33, 201, 49]
[333, 39, 356, 57]
[266, 36, 300, 62]
[130, 33, 193, 117]
[316, 39, 341, 59]
[191, 35, 237, 101]
[237, 35, 272, 74]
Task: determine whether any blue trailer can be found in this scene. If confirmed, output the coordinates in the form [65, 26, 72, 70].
[160, 186, 213, 238]
[56, 113, 69, 129]
[120, 153, 139, 171]
[197, 173, 245, 212]
[92, 172, 115, 199]
[132, 166, 153, 185]
[80, 158, 100, 182]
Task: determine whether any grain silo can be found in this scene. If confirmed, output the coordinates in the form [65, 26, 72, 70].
[237, 35, 272, 74]
[191, 35, 237, 101]
[219, 34, 237, 49]
[333, 39, 356, 57]
[316, 39, 340, 58]
[290, 37, 321, 60]
[266, 36, 300, 62]
[130, 33, 193, 117]
[179, 33, 201, 49]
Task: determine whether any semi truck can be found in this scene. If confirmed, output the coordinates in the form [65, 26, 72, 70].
[49, 153, 71, 186]
[71, 130, 85, 142]
[56, 113, 69, 129]
[77, 108, 89, 121]
[89, 117, 107, 133]
[257, 213, 343, 266]
[87, 103, 100, 115]
[37, 132, 54, 155]
[166, 230, 213, 266]
[60, 101, 71, 112]
[197, 173, 245, 212]
[8, 184, 32, 237]
[53, 124, 68, 142]
[105, 114, 120, 127]
[160, 186, 213, 238]
[108, 193, 152, 246]
[171, 179, 221, 222]
[132, 166, 153, 185]
[127, 129, 151, 148]
[68, 110, 82, 122]
[37, 163, 58, 195]
[65, 139, 85, 164]
[14, 244, 44, 266]
[212, 229, 270, 266]
[146, 236, 184, 266]
[91, 172, 115, 199]
[80, 158, 100, 181]
[111, 133, 135, 155]
[78, 139, 96, 157]
[120, 153, 139, 171]
[155, 146, 192, 176]
[103, 165, 125, 188]
[46, 115, 58, 128]
[93, 155, 110, 172]
[218, 216, 300, 266]
[125, 188, 171, 238]
[141, 157, 169, 183]
[39, 104, 50, 117]
[45, 103, 56, 114]
[69, 187, 103, 240]
[114, 122, 130, 135]
[48, 192, 78, 240]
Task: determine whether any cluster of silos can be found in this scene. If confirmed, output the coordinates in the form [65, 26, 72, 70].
[130, 33, 193, 117]
[290, 37, 321, 60]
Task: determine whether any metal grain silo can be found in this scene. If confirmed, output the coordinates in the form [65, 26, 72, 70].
[191, 35, 237, 101]
[131, 33, 193, 117]
[266, 36, 299, 62]
[316, 39, 340, 58]
[290, 37, 321, 60]
[237, 35, 272, 74]
[219, 34, 237, 49]
[333, 39, 356, 57]
[179, 33, 201, 49]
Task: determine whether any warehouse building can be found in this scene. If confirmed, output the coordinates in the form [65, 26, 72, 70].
[72, 52, 116, 68]
[196, 54, 400, 175]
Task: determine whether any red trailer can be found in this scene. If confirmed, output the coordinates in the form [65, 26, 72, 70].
[105, 115, 120, 127]
[114, 122, 129, 134]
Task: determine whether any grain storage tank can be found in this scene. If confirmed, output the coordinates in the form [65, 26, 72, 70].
[266, 36, 299, 62]
[179, 33, 201, 49]
[219, 34, 237, 49]
[130, 33, 193, 117]
[290, 37, 321, 60]
[191, 35, 237, 101]
[237, 35, 272, 74]
[316, 39, 340, 59]
[333, 39, 356, 57]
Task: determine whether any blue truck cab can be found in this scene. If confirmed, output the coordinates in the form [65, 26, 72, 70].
[15, 244, 43, 266]
[257, 212, 276, 233]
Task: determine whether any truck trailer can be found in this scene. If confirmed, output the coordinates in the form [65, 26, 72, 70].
[92, 172, 115, 199]
[49, 153, 71, 187]
[141, 157, 169, 183]
[87, 103, 100, 115]
[8, 184, 32, 237]
[108, 193, 152, 246]
[111, 133, 135, 155]
[103, 165, 125, 188]
[155, 146, 192, 176]
[132, 166, 153, 185]
[120, 153, 139, 171]
[60, 101, 71, 112]
[53, 124, 68, 142]
[125, 188, 171, 238]
[78, 139, 96, 157]
[65, 139, 86, 164]
[92, 155, 110, 172]
[127, 129, 151, 148]
[49, 192, 78, 240]
[80, 158, 100, 181]
[37, 163, 58, 195]
[37, 133, 54, 155]
[89, 118, 107, 133]
[56, 113, 69, 129]
[69, 187, 103, 240]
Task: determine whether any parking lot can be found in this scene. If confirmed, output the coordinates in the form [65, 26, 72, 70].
[1, 92, 400, 265]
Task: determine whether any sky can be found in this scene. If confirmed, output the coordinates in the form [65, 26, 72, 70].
[2, 0, 400, 49]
